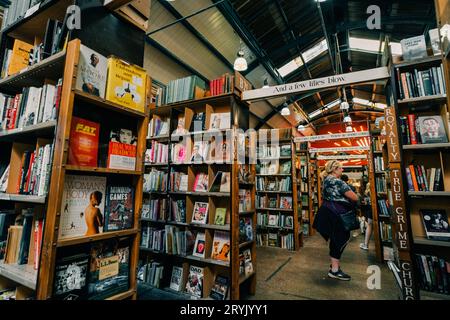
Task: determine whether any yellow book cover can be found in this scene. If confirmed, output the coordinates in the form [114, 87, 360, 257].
[8, 39, 33, 76]
[105, 57, 147, 113]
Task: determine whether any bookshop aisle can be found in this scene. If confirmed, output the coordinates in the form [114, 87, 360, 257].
[247, 234, 398, 300]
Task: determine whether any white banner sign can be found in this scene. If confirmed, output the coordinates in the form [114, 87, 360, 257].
[242, 67, 390, 101]
[317, 154, 367, 160]
[310, 146, 370, 153]
[294, 131, 370, 142]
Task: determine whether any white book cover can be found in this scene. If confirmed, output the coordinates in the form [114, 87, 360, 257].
[59, 174, 107, 239]
[22, 87, 42, 127]
[75, 44, 108, 98]
[400, 35, 428, 61]
[37, 144, 50, 196]
[0, 165, 9, 192]
[42, 84, 56, 122]
[429, 28, 442, 55]
[185, 265, 203, 298]
[36, 84, 47, 124]
[192, 202, 208, 224]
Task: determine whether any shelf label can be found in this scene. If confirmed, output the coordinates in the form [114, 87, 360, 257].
[24, 3, 40, 18]
[309, 146, 370, 153]
[295, 131, 370, 142]
[389, 163, 410, 251]
[385, 106, 401, 163]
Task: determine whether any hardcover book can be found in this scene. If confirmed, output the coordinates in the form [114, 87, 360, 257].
[193, 173, 209, 192]
[214, 208, 227, 226]
[239, 217, 253, 242]
[280, 196, 293, 209]
[420, 209, 450, 241]
[169, 266, 184, 292]
[68, 117, 100, 167]
[209, 275, 229, 300]
[105, 56, 147, 113]
[104, 185, 134, 232]
[107, 128, 137, 170]
[211, 231, 230, 262]
[417, 116, 448, 144]
[59, 175, 107, 239]
[185, 265, 203, 298]
[53, 253, 89, 300]
[193, 232, 206, 258]
[400, 35, 428, 61]
[7, 39, 33, 76]
[219, 172, 231, 193]
[209, 113, 231, 130]
[75, 44, 107, 98]
[192, 202, 208, 224]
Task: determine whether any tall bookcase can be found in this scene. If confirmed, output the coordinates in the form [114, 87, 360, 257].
[295, 143, 309, 242]
[140, 91, 253, 300]
[385, 35, 450, 298]
[255, 129, 300, 251]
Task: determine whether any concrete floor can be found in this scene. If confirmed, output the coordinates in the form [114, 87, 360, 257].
[245, 232, 400, 300]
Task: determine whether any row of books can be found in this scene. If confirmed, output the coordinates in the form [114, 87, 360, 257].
[415, 254, 450, 295]
[256, 195, 293, 210]
[376, 176, 387, 193]
[1, 210, 43, 269]
[139, 260, 164, 289]
[380, 222, 393, 241]
[0, 82, 61, 131]
[148, 117, 170, 138]
[165, 76, 206, 105]
[238, 189, 252, 213]
[405, 165, 443, 192]
[53, 239, 130, 300]
[378, 199, 391, 217]
[143, 170, 168, 192]
[373, 137, 383, 152]
[2, 0, 43, 29]
[142, 198, 169, 221]
[145, 141, 169, 164]
[374, 156, 385, 172]
[302, 223, 310, 237]
[298, 180, 308, 193]
[301, 195, 309, 207]
[210, 74, 234, 97]
[256, 176, 292, 192]
[170, 170, 188, 192]
[301, 209, 309, 221]
[399, 115, 448, 145]
[238, 249, 254, 279]
[257, 160, 292, 175]
[256, 145, 291, 158]
[171, 140, 231, 164]
[396, 64, 446, 100]
[256, 232, 295, 250]
[257, 212, 294, 229]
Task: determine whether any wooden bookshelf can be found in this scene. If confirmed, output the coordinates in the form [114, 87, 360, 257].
[140, 91, 252, 300]
[0, 194, 46, 204]
[57, 229, 140, 248]
[0, 261, 37, 290]
[64, 165, 143, 176]
[0, 120, 56, 141]
[403, 143, 450, 150]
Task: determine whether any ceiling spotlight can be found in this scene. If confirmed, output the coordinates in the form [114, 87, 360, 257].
[340, 101, 349, 110]
[343, 115, 352, 124]
[262, 78, 269, 88]
[234, 49, 248, 71]
[281, 103, 290, 116]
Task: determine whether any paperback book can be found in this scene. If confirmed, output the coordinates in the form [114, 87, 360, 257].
[209, 275, 229, 300]
[68, 117, 100, 167]
[107, 128, 137, 170]
[104, 185, 134, 232]
[169, 266, 184, 292]
[185, 265, 204, 298]
[420, 209, 450, 241]
[211, 231, 230, 262]
[193, 232, 206, 258]
[75, 45, 107, 98]
[192, 202, 209, 224]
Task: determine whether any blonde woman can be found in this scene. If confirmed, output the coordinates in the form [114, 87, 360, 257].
[313, 160, 359, 281]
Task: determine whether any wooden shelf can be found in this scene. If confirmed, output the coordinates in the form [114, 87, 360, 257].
[171, 129, 232, 139]
[256, 190, 292, 194]
[143, 191, 168, 195]
[239, 182, 255, 186]
[105, 289, 136, 300]
[188, 223, 230, 231]
[394, 55, 443, 68]
[239, 272, 256, 285]
[65, 165, 142, 176]
[397, 94, 447, 105]
[414, 237, 450, 247]
[0, 193, 46, 204]
[57, 229, 139, 247]
[375, 171, 385, 174]
[74, 90, 147, 118]
[256, 174, 291, 177]
[420, 290, 450, 300]
[258, 156, 292, 161]
[239, 211, 255, 215]
[256, 208, 293, 212]
[147, 135, 170, 141]
[403, 143, 450, 150]
[159, 92, 237, 109]
[0, 121, 56, 142]
[169, 191, 230, 197]
[378, 215, 391, 219]
[257, 225, 294, 230]
[408, 191, 450, 197]
[239, 241, 254, 249]
[141, 218, 167, 224]
[0, 261, 37, 290]
[0, 50, 66, 92]
[185, 255, 229, 267]
[144, 163, 169, 167]
[166, 221, 189, 227]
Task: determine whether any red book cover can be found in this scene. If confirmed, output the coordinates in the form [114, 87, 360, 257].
[24, 151, 35, 194]
[34, 219, 43, 270]
[220, 76, 225, 94]
[68, 117, 100, 167]
[210, 80, 214, 96]
[407, 114, 417, 145]
[8, 94, 20, 129]
[107, 140, 137, 170]
[54, 80, 63, 111]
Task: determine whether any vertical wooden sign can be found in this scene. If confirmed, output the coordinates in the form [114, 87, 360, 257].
[384, 106, 417, 300]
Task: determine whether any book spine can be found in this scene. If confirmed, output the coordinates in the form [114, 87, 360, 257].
[420, 165, 429, 191]
[407, 114, 417, 144]
[409, 164, 419, 191]
[405, 167, 414, 191]
[400, 73, 409, 99]
[396, 68, 404, 99]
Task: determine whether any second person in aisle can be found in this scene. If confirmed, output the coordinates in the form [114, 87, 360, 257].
[313, 160, 359, 281]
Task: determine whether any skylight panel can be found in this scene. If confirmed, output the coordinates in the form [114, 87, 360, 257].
[277, 56, 304, 77]
[302, 39, 328, 63]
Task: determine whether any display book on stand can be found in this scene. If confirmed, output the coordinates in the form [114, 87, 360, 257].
[255, 128, 300, 251]
[389, 38, 450, 299]
[295, 141, 310, 240]
[0, 26, 149, 299]
[139, 71, 254, 300]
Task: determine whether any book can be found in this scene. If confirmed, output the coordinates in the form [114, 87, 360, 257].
[68, 117, 100, 167]
[280, 161, 292, 174]
[185, 265, 204, 298]
[190, 112, 206, 132]
[209, 113, 231, 130]
[420, 209, 450, 241]
[107, 128, 137, 170]
[53, 253, 89, 300]
[417, 116, 448, 144]
[87, 239, 130, 300]
[400, 35, 428, 61]
[59, 175, 107, 239]
[209, 172, 223, 192]
[105, 56, 147, 113]
[4, 226, 22, 264]
[211, 231, 230, 262]
[193, 232, 206, 258]
[192, 202, 208, 224]
[239, 217, 253, 242]
[243, 249, 253, 276]
[169, 266, 184, 292]
[75, 44, 107, 98]
[104, 185, 134, 232]
[171, 142, 187, 163]
[191, 141, 208, 163]
[429, 28, 442, 55]
[280, 196, 293, 209]
[7, 39, 33, 76]
[209, 275, 229, 300]
[219, 172, 231, 193]
[193, 173, 209, 192]
[214, 208, 227, 226]
[174, 114, 187, 135]
[17, 214, 33, 265]
[0, 165, 9, 193]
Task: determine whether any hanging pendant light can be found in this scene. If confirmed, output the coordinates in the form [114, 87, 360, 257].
[298, 124, 306, 131]
[262, 78, 269, 88]
[280, 102, 290, 116]
[234, 40, 248, 71]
